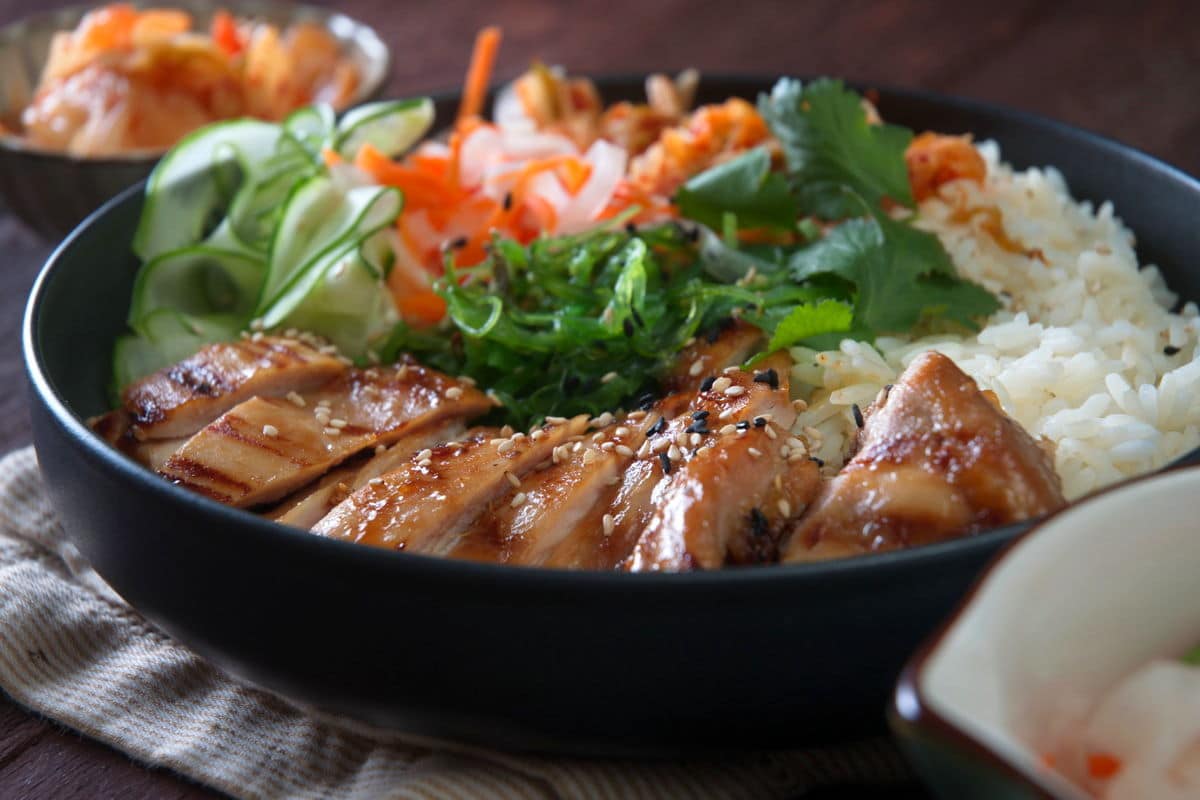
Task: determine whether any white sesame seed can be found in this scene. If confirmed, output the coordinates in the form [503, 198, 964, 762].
[593, 432, 606, 443]
[688, 360, 705, 377]
[778, 499, 791, 518]
[505, 471, 521, 488]
[675, 431, 689, 447]
[318, 344, 338, 354]
[530, 429, 546, 441]
[444, 387, 464, 400]
[690, 432, 701, 446]
[602, 514, 615, 536]
[573, 442, 583, 453]
[458, 375, 477, 386]
[375, 444, 387, 455]
[317, 399, 332, 408]
[748, 447, 762, 458]
[720, 424, 737, 435]
[397, 364, 409, 379]
[787, 438, 806, 451]
[286, 391, 306, 407]
[497, 439, 515, 454]
[668, 445, 681, 461]
[594, 412, 615, 427]
[323, 427, 341, 436]
[780, 446, 791, 459]
[552, 445, 566, 464]
[368, 477, 384, 486]
[737, 428, 748, 437]
[600, 441, 615, 451]
[724, 385, 746, 397]
[510, 492, 527, 508]
[793, 399, 809, 412]
[583, 449, 599, 464]
[652, 438, 671, 453]
[284, 327, 299, 337]
[500, 425, 514, 438]
[626, 410, 647, 421]
[601, 371, 619, 383]
[417, 458, 433, 467]
[789, 450, 808, 462]
[251, 331, 265, 343]
[764, 425, 777, 440]
[249, 317, 265, 331]
[511, 432, 526, 441]
[711, 376, 732, 393]
[718, 407, 736, 421]
[803, 426, 823, 441]
[415, 449, 433, 462]
[637, 440, 651, 457]
[546, 416, 568, 425]
[774, 474, 783, 491]
[614, 426, 630, 438]
[329, 418, 348, 429]
[262, 424, 279, 437]
[615, 444, 634, 457]
[722, 365, 740, 375]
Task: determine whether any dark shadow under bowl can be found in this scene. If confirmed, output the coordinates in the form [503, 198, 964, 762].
[22, 77, 1200, 756]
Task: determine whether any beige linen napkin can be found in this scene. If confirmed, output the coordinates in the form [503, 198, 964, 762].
[0, 446, 912, 799]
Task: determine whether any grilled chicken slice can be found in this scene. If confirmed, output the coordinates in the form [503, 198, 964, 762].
[781, 352, 1066, 563]
[121, 337, 346, 440]
[624, 365, 819, 571]
[159, 362, 492, 507]
[446, 407, 674, 567]
[268, 419, 467, 529]
[664, 319, 767, 394]
[313, 416, 590, 553]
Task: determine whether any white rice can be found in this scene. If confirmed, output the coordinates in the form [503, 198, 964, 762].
[789, 141, 1200, 500]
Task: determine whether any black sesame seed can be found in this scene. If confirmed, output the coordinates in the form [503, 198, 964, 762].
[749, 508, 768, 537]
[625, 222, 637, 234]
[852, 404, 864, 428]
[502, 192, 513, 211]
[684, 422, 709, 435]
[691, 410, 710, 420]
[1164, 345, 1181, 356]
[753, 368, 779, 390]
[736, 420, 750, 431]
[637, 392, 657, 411]
[810, 456, 825, 467]
[623, 318, 635, 337]
[699, 376, 716, 392]
[448, 235, 468, 250]
[647, 416, 667, 435]
[753, 416, 766, 428]
[884, 384, 894, 394]
[658, 452, 672, 474]
[631, 308, 645, 328]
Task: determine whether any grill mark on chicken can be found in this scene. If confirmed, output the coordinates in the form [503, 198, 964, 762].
[159, 364, 492, 508]
[122, 337, 346, 439]
[781, 352, 1066, 563]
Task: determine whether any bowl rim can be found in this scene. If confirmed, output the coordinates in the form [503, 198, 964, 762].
[0, 0, 392, 164]
[20, 74, 1200, 592]
[890, 459, 1200, 799]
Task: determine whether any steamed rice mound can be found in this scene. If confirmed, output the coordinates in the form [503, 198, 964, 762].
[790, 141, 1200, 500]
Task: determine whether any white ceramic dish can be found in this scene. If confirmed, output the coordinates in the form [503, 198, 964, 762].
[892, 464, 1200, 799]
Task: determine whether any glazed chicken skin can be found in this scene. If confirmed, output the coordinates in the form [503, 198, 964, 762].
[781, 352, 1066, 562]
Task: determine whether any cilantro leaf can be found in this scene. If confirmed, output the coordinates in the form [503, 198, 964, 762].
[759, 78, 914, 218]
[789, 215, 998, 334]
[675, 147, 797, 230]
[766, 299, 853, 351]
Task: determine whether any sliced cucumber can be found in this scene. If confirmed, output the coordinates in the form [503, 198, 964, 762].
[129, 246, 264, 324]
[133, 119, 281, 261]
[336, 98, 434, 159]
[259, 175, 344, 306]
[260, 186, 402, 329]
[284, 103, 336, 154]
[113, 310, 243, 394]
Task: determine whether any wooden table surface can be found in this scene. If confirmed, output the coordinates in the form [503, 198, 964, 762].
[0, 0, 1196, 796]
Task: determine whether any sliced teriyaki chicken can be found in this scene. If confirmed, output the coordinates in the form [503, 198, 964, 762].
[624, 366, 820, 571]
[158, 361, 492, 507]
[446, 406, 674, 567]
[268, 419, 467, 529]
[781, 351, 1067, 563]
[312, 416, 590, 553]
[663, 319, 766, 394]
[120, 336, 346, 440]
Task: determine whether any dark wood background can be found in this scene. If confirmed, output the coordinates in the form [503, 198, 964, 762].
[0, 1, 1196, 796]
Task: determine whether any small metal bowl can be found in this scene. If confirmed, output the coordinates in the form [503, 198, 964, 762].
[0, 1, 390, 240]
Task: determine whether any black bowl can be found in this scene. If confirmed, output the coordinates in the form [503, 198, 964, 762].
[0, 0, 391, 240]
[22, 78, 1200, 756]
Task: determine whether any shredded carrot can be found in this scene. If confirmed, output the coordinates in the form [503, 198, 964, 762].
[1086, 752, 1123, 780]
[321, 147, 343, 168]
[396, 291, 448, 326]
[458, 26, 502, 123]
[210, 10, 244, 56]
